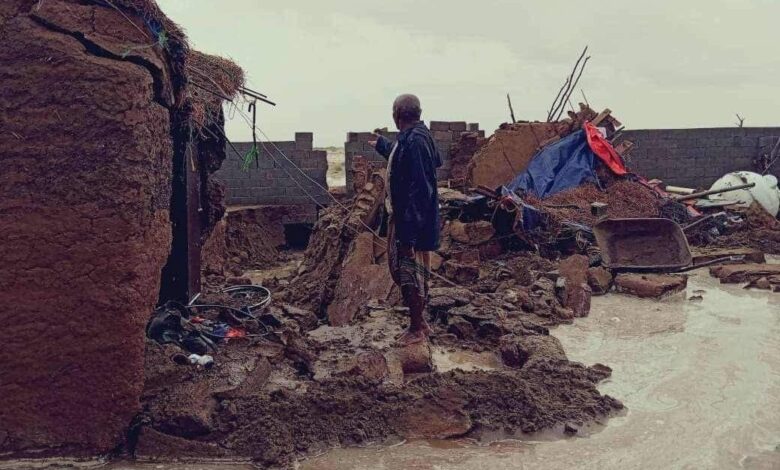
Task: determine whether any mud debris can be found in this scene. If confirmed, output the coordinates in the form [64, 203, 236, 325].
[614, 274, 689, 299]
[136, 187, 625, 466]
[710, 263, 780, 284]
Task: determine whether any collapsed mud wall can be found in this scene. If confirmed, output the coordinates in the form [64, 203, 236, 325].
[0, 0, 186, 456]
[467, 123, 559, 189]
[344, 122, 484, 192]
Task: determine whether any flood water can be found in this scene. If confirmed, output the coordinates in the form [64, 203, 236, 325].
[297, 270, 780, 469]
[5, 270, 779, 470]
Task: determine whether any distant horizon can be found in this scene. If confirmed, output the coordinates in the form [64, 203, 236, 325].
[158, 0, 780, 147]
[226, 121, 780, 149]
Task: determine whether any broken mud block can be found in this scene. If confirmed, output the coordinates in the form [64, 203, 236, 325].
[444, 260, 480, 284]
[449, 304, 494, 325]
[226, 276, 252, 286]
[558, 255, 592, 317]
[201, 217, 229, 278]
[327, 232, 395, 326]
[587, 267, 614, 295]
[448, 131, 488, 188]
[134, 427, 228, 461]
[614, 274, 688, 298]
[451, 249, 481, 265]
[345, 170, 387, 233]
[560, 282, 592, 318]
[350, 155, 371, 194]
[559, 255, 589, 285]
[588, 363, 613, 382]
[478, 239, 505, 259]
[289, 174, 387, 317]
[429, 287, 473, 309]
[745, 277, 776, 290]
[222, 358, 273, 399]
[429, 295, 458, 310]
[692, 247, 766, 266]
[447, 316, 477, 340]
[553, 305, 576, 321]
[710, 263, 780, 284]
[499, 334, 567, 369]
[147, 380, 219, 438]
[338, 351, 389, 384]
[281, 304, 319, 331]
[392, 391, 472, 439]
[388, 341, 434, 374]
[449, 220, 496, 245]
[278, 329, 317, 375]
[224, 207, 285, 269]
[502, 288, 533, 312]
[477, 321, 506, 341]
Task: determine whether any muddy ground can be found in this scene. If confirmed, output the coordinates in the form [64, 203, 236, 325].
[133, 161, 779, 468]
[134, 203, 624, 467]
[298, 268, 780, 469]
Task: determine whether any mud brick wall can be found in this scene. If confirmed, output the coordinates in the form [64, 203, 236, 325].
[215, 132, 329, 207]
[0, 0, 177, 455]
[621, 128, 780, 188]
[344, 121, 484, 192]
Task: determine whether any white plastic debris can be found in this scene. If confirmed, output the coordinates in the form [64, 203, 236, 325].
[708, 171, 779, 216]
[188, 354, 215, 368]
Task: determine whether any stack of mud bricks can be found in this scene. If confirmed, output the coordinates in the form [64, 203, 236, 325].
[216, 132, 329, 210]
[344, 121, 483, 193]
[620, 127, 780, 188]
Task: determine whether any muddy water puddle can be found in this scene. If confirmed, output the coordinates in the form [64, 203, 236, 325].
[432, 348, 501, 372]
[7, 270, 780, 470]
[298, 270, 780, 469]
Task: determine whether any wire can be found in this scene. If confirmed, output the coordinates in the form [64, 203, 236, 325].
[100, 0, 154, 42]
[218, 111, 331, 214]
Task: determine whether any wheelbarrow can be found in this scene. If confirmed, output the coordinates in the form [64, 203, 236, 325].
[593, 218, 742, 272]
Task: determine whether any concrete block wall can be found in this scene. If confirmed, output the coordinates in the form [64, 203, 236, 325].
[621, 127, 780, 188]
[344, 121, 483, 191]
[215, 132, 329, 207]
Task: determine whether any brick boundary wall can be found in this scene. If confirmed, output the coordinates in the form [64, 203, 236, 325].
[215, 127, 780, 210]
[215, 132, 329, 207]
[620, 127, 780, 188]
[344, 121, 484, 192]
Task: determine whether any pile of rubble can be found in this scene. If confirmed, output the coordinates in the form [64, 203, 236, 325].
[136, 100, 780, 468]
[136, 142, 630, 465]
[435, 104, 780, 299]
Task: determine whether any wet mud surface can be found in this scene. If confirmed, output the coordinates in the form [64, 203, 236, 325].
[17, 269, 778, 470]
[298, 269, 780, 469]
[117, 198, 624, 467]
[132, 284, 620, 467]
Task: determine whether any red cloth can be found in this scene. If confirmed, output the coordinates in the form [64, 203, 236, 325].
[583, 122, 627, 175]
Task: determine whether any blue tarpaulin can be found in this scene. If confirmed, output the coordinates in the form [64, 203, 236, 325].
[502, 130, 599, 199]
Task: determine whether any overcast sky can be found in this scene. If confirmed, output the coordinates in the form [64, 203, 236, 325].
[157, 0, 779, 147]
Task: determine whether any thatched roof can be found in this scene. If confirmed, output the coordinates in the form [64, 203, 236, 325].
[187, 50, 246, 132]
